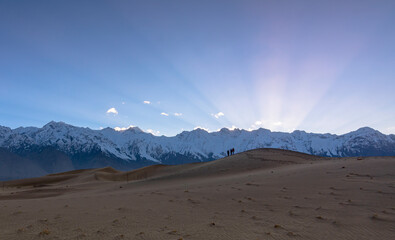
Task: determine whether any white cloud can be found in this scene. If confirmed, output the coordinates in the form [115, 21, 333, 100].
[143, 100, 151, 104]
[384, 126, 395, 134]
[251, 120, 262, 129]
[161, 112, 169, 116]
[273, 121, 283, 126]
[255, 121, 263, 126]
[122, 102, 125, 105]
[174, 113, 182, 117]
[251, 120, 284, 131]
[229, 125, 238, 130]
[146, 129, 160, 135]
[106, 107, 118, 115]
[216, 125, 239, 131]
[212, 112, 224, 119]
[114, 125, 135, 131]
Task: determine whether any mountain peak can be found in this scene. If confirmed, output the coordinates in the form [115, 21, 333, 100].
[113, 126, 143, 133]
[219, 128, 231, 133]
[43, 121, 71, 129]
[0, 121, 394, 180]
[292, 130, 307, 135]
[192, 128, 209, 133]
[352, 127, 379, 135]
[127, 127, 144, 133]
[356, 126, 375, 132]
[0, 126, 12, 135]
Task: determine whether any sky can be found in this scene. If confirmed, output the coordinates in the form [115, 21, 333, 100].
[1, 0, 395, 136]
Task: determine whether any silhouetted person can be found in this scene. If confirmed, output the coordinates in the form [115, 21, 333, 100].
[231, 148, 235, 155]
[227, 150, 229, 156]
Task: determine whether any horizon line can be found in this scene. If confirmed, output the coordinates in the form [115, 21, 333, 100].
[0, 120, 389, 137]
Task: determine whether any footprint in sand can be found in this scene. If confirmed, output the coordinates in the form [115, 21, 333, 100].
[135, 231, 144, 236]
[38, 219, 48, 224]
[245, 183, 260, 187]
[113, 234, 125, 239]
[112, 219, 120, 226]
[11, 211, 23, 216]
[371, 214, 395, 222]
[38, 229, 50, 236]
[288, 210, 297, 216]
[167, 230, 178, 235]
[274, 224, 283, 229]
[96, 230, 105, 235]
[251, 216, 262, 221]
[287, 231, 301, 237]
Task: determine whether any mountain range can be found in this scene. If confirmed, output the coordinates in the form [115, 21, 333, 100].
[0, 121, 394, 180]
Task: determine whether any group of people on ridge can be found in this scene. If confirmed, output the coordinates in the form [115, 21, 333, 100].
[227, 148, 235, 156]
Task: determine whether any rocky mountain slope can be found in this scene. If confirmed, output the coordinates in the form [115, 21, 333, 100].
[0, 121, 394, 180]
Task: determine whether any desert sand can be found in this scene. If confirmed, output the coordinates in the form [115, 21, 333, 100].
[0, 148, 394, 240]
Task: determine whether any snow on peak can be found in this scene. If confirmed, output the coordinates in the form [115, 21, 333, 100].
[354, 127, 377, 134]
[0, 121, 394, 162]
[192, 127, 209, 133]
[114, 125, 140, 132]
[345, 127, 381, 138]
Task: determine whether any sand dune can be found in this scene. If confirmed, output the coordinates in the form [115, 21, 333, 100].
[0, 148, 394, 239]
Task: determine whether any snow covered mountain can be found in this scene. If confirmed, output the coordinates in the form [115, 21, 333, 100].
[0, 121, 394, 180]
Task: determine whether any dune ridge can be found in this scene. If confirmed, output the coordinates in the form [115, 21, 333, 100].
[0, 148, 394, 239]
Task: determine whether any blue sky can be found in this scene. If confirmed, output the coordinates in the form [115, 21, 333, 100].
[1, 0, 394, 136]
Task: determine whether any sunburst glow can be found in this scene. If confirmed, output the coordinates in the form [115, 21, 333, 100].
[1, 1, 394, 135]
